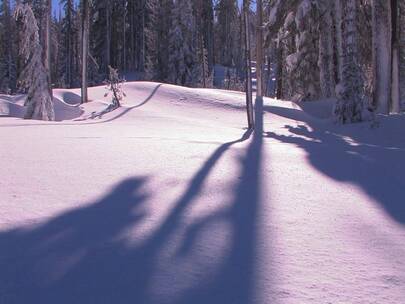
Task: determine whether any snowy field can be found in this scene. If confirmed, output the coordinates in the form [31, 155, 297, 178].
[0, 82, 404, 303]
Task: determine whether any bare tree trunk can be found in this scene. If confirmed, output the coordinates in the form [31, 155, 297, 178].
[106, 0, 111, 75]
[123, 0, 127, 72]
[334, 0, 343, 83]
[319, 0, 335, 98]
[372, 0, 392, 114]
[371, 0, 400, 114]
[256, 0, 263, 98]
[391, 0, 400, 113]
[66, 1, 72, 87]
[45, 0, 52, 97]
[81, 0, 89, 104]
[141, 1, 145, 72]
[199, 0, 206, 88]
[276, 36, 283, 100]
[130, 2, 135, 70]
[244, 1, 254, 129]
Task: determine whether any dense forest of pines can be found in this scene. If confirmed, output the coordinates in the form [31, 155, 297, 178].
[0, 0, 404, 121]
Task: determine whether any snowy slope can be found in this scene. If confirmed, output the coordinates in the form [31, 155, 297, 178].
[0, 82, 404, 304]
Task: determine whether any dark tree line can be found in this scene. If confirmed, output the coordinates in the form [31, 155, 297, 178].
[0, 0, 255, 95]
[1, 0, 404, 123]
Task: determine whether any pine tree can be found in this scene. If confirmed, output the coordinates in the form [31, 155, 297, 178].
[60, 0, 75, 88]
[168, 0, 198, 86]
[144, 0, 159, 80]
[215, 0, 239, 66]
[157, 0, 173, 82]
[0, 0, 17, 93]
[318, 0, 335, 98]
[14, 3, 55, 121]
[334, 0, 364, 123]
[92, 0, 112, 78]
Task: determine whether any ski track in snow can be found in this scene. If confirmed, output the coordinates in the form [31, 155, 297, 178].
[0, 82, 404, 304]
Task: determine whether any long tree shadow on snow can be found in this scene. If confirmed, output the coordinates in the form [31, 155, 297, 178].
[0, 99, 265, 304]
[174, 97, 264, 304]
[0, 84, 163, 127]
[83, 83, 164, 123]
[0, 177, 150, 303]
[264, 105, 405, 224]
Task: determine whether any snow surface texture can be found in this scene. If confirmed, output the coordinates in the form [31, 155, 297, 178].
[0, 82, 405, 304]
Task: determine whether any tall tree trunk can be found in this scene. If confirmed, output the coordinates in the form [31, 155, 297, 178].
[45, 0, 52, 97]
[334, 0, 363, 123]
[130, 1, 135, 70]
[275, 38, 283, 100]
[372, 0, 392, 114]
[123, 0, 127, 72]
[66, 0, 73, 88]
[391, 0, 400, 113]
[319, 0, 335, 98]
[372, 0, 400, 114]
[256, 0, 263, 98]
[198, 0, 206, 88]
[334, 0, 343, 84]
[106, 0, 111, 75]
[244, 0, 254, 129]
[81, 0, 89, 103]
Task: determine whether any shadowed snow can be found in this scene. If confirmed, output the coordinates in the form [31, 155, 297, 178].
[0, 82, 404, 303]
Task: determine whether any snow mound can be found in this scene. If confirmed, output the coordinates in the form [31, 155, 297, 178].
[0, 94, 25, 117]
[295, 98, 335, 119]
[1, 82, 250, 123]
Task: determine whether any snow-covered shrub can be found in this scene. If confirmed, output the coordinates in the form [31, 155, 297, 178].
[104, 66, 126, 109]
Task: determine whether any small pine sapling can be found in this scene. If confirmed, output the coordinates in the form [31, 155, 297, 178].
[104, 66, 126, 109]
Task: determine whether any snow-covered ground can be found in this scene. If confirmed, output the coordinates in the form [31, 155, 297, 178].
[0, 82, 404, 304]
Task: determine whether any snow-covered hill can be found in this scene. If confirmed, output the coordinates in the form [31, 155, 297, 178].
[0, 82, 404, 304]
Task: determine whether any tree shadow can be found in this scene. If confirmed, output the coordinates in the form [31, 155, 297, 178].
[0, 177, 149, 303]
[173, 97, 265, 304]
[0, 100, 265, 304]
[0, 84, 163, 127]
[264, 105, 405, 224]
[79, 83, 164, 123]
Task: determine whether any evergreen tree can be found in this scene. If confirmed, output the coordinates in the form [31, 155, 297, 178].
[334, 0, 364, 123]
[168, 0, 198, 86]
[144, 0, 159, 80]
[60, 0, 76, 88]
[215, 0, 239, 66]
[14, 3, 55, 121]
[0, 0, 17, 93]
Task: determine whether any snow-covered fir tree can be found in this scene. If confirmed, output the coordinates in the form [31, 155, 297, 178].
[333, 0, 364, 123]
[59, 0, 76, 88]
[168, 0, 199, 86]
[144, 0, 159, 80]
[0, 0, 403, 121]
[0, 0, 17, 93]
[318, 0, 335, 98]
[14, 3, 55, 121]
